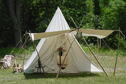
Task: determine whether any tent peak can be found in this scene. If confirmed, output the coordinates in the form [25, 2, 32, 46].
[56, 7, 62, 12]
[57, 6, 60, 9]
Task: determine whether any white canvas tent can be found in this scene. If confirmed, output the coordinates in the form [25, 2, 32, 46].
[24, 7, 102, 73]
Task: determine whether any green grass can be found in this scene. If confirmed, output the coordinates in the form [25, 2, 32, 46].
[0, 69, 126, 84]
[0, 46, 34, 59]
[81, 45, 126, 73]
[81, 45, 126, 56]
[0, 46, 126, 84]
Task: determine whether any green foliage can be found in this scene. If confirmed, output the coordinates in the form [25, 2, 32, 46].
[0, 47, 34, 58]
[100, 0, 126, 30]
[81, 45, 126, 56]
[0, 0, 14, 47]
[0, 0, 126, 49]
[83, 0, 95, 29]
[116, 35, 126, 49]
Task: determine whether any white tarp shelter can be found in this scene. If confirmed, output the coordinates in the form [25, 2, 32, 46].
[24, 7, 102, 73]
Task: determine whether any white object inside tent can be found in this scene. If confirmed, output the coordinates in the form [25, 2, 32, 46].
[24, 7, 102, 73]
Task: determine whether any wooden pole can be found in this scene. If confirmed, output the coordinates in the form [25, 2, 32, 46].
[33, 42, 45, 73]
[97, 39, 101, 49]
[118, 30, 126, 39]
[56, 38, 75, 78]
[113, 54, 118, 76]
[100, 39, 101, 48]
[21, 34, 29, 48]
[29, 30, 45, 73]
[113, 28, 120, 76]
[97, 38, 99, 48]
[22, 36, 30, 66]
[70, 17, 78, 28]
[83, 37, 109, 77]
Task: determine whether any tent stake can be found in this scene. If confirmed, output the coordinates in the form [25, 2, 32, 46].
[83, 37, 109, 77]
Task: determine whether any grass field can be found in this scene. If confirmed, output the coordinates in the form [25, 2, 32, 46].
[0, 46, 126, 84]
[0, 69, 126, 84]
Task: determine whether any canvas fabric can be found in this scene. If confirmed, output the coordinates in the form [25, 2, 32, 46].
[80, 29, 114, 39]
[24, 7, 101, 73]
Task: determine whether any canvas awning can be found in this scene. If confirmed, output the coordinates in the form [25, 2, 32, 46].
[29, 29, 74, 41]
[29, 29, 115, 41]
[79, 29, 114, 39]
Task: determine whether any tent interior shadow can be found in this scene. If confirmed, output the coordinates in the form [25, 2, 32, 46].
[24, 72, 100, 79]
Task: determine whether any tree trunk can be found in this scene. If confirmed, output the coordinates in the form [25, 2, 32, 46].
[8, 0, 22, 47]
[93, 0, 101, 29]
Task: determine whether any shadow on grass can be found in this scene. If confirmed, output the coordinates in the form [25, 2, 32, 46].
[24, 72, 100, 79]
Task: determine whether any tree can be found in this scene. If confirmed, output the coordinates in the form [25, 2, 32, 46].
[8, 0, 22, 46]
[93, 0, 101, 29]
[0, 0, 14, 47]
